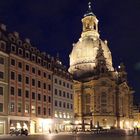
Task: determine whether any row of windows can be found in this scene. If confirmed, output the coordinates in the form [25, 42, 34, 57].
[54, 89, 73, 99]
[54, 111, 73, 119]
[54, 78, 73, 89]
[11, 45, 51, 68]
[11, 59, 51, 79]
[54, 100, 73, 109]
[10, 87, 51, 101]
[10, 72, 51, 89]
[10, 102, 51, 116]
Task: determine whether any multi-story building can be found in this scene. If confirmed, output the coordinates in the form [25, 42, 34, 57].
[52, 57, 74, 131]
[0, 24, 73, 134]
[0, 25, 9, 134]
[69, 2, 134, 130]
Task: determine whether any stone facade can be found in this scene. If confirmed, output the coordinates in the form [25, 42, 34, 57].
[69, 3, 134, 130]
[0, 24, 73, 134]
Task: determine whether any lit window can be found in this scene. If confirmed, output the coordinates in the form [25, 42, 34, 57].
[25, 104, 30, 113]
[31, 105, 36, 114]
[10, 102, 15, 112]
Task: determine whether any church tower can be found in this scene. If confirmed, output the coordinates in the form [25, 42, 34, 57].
[69, 2, 134, 130]
[69, 2, 114, 81]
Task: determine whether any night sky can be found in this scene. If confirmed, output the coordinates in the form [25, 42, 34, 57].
[0, 0, 140, 103]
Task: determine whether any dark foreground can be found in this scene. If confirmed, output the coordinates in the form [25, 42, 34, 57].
[0, 133, 140, 140]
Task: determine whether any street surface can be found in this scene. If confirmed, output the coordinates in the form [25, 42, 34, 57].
[0, 133, 140, 140]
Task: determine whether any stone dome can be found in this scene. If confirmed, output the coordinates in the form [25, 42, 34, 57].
[69, 35, 114, 79]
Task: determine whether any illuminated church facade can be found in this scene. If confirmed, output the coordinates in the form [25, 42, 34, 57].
[69, 2, 134, 129]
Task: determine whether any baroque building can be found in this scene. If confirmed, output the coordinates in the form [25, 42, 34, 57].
[0, 24, 73, 134]
[69, 2, 134, 130]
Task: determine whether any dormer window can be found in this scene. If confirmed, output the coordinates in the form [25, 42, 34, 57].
[17, 40, 22, 46]
[18, 48, 23, 56]
[9, 35, 16, 43]
[11, 44, 16, 53]
[37, 57, 41, 64]
[25, 51, 30, 59]
[31, 54, 36, 61]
